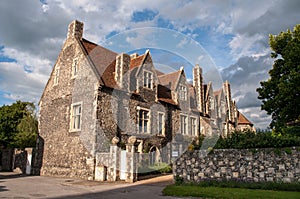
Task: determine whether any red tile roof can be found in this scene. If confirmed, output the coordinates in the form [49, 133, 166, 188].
[158, 98, 177, 105]
[80, 38, 118, 88]
[155, 69, 165, 76]
[158, 70, 181, 91]
[130, 55, 145, 69]
[237, 111, 253, 126]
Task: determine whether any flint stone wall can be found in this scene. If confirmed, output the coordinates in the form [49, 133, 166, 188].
[174, 147, 300, 183]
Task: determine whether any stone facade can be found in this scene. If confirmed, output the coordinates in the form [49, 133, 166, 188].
[39, 20, 255, 180]
[174, 147, 300, 183]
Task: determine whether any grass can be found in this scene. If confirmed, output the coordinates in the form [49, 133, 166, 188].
[179, 179, 300, 192]
[163, 185, 300, 199]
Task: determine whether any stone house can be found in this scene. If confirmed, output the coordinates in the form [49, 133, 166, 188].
[38, 20, 254, 180]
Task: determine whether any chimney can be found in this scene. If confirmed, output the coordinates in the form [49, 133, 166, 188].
[193, 64, 204, 113]
[115, 53, 131, 91]
[130, 53, 139, 59]
[223, 80, 233, 122]
[67, 20, 84, 40]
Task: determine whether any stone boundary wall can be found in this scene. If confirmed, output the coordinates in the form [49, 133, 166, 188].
[174, 147, 300, 183]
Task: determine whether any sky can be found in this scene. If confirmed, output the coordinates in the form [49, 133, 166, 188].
[0, 0, 300, 129]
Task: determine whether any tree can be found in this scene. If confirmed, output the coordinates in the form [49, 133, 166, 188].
[257, 24, 300, 130]
[0, 101, 38, 149]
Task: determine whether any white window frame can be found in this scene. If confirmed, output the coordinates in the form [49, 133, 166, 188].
[137, 107, 150, 134]
[54, 67, 60, 86]
[70, 102, 82, 132]
[180, 114, 188, 135]
[179, 84, 187, 101]
[143, 70, 153, 89]
[190, 116, 197, 136]
[72, 58, 78, 78]
[157, 112, 165, 136]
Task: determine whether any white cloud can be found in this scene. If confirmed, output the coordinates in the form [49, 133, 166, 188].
[229, 34, 265, 60]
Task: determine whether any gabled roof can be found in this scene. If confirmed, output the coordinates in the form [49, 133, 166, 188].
[188, 84, 197, 109]
[130, 54, 146, 69]
[155, 69, 165, 76]
[237, 111, 253, 126]
[158, 70, 182, 91]
[205, 82, 213, 101]
[101, 60, 119, 89]
[80, 38, 117, 87]
[213, 89, 224, 105]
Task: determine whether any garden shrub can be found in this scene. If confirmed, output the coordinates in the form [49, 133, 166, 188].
[196, 129, 300, 149]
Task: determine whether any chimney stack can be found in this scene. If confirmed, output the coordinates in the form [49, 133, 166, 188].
[67, 20, 84, 40]
[115, 53, 131, 91]
[223, 81, 233, 122]
[193, 64, 204, 113]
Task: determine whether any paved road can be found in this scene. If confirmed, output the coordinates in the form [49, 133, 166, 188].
[0, 173, 183, 199]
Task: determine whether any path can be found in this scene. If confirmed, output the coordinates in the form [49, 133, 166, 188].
[0, 173, 183, 199]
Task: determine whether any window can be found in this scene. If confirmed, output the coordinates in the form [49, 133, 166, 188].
[180, 114, 188, 135]
[143, 70, 153, 89]
[138, 108, 150, 133]
[179, 84, 187, 101]
[54, 67, 60, 86]
[158, 112, 165, 136]
[72, 58, 78, 78]
[190, 117, 197, 136]
[70, 102, 82, 131]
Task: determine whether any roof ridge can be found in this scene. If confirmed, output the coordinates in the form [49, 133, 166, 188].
[82, 38, 118, 55]
[158, 70, 181, 77]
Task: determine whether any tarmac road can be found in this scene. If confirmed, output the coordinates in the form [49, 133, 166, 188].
[0, 172, 184, 199]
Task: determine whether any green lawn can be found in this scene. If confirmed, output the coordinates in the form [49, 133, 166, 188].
[163, 185, 300, 199]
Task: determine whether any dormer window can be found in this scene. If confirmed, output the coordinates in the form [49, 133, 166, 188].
[179, 84, 187, 101]
[143, 70, 153, 89]
[72, 58, 78, 78]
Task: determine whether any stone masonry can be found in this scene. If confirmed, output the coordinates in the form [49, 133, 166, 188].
[174, 147, 300, 183]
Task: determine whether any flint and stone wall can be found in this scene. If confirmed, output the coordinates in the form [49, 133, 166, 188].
[174, 147, 300, 183]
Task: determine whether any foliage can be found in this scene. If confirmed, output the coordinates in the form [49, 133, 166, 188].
[257, 24, 300, 130]
[138, 162, 172, 176]
[163, 184, 300, 199]
[174, 175, 184, 185]
[196, 129, 300, 149]
[0, 101, 38, 149]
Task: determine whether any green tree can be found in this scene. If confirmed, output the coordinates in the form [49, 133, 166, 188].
[0, 101, 37, 148]
[257, 24, 300, 130]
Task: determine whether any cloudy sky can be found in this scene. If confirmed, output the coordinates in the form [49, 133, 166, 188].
[0, 0, 299, 129]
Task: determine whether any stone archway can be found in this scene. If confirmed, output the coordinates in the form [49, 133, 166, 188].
[149, 146, 161, 165]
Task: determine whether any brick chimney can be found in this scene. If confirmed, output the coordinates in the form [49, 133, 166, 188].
[193, 64, 204, 113]
[115, 53, 130, 91]
[67, 20, 84, 40]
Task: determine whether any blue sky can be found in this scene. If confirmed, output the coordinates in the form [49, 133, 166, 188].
[0, 0, 300, 129]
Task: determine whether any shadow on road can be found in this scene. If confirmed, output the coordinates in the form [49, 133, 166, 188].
[0, 172, 29, 179]
[49, 175, 174, 199]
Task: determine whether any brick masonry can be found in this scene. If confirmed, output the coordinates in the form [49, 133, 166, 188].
[174, 147, 300, 183]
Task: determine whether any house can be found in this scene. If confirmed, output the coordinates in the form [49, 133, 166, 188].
[38, 20, 254, 180]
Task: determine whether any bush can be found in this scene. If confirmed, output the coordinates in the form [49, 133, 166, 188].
[138, 162, 172, 176]
[196, 129, 300, 149]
